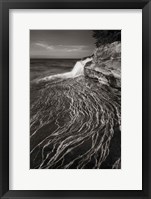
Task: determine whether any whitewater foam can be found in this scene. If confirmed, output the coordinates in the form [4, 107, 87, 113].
[37, 57, 92, 82]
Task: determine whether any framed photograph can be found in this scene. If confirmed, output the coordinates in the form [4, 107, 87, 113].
[0, 0, 150, 198]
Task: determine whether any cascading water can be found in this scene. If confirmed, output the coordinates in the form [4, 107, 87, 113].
[37, 57, 93, 82]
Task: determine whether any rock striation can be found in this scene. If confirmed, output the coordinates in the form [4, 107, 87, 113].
[84, 41, 121, 88]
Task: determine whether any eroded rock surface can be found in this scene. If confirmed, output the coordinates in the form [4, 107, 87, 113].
[85, 41, 121, 88]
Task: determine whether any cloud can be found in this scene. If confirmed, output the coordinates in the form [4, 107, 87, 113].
[34, 42, 88, 52]
[35, 42, 54, 50]
[59, 45, 89, 53]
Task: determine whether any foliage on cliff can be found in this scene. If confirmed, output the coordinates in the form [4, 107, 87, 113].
[92, 30, 121, 47]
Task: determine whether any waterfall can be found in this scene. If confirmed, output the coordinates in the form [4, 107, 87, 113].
[37, 57, 92, 82]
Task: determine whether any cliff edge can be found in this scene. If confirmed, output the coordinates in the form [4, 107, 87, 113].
[84, 41, 121, 88]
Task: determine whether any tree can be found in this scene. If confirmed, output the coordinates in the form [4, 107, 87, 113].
[92, 30, 121, 47]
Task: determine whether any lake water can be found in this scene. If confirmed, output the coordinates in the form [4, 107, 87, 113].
[30, 59, 79, 81]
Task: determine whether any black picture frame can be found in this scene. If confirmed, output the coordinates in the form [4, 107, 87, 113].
[0, 0, 150, 198]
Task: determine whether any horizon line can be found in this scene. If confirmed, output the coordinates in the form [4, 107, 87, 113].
[30, 57, 82, 59]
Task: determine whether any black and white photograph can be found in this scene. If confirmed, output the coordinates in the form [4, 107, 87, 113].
[30, 30, 121, 169]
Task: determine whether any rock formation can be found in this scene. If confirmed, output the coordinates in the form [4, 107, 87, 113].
[84, 41, 121, 88]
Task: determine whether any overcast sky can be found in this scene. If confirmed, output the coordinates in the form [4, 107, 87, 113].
[30, 30, 95, 59]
